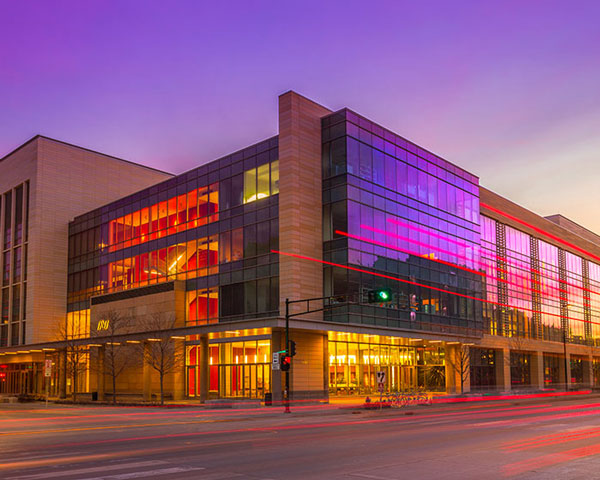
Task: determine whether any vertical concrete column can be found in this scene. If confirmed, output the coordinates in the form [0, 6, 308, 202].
[97, 346, 106, 401]
[271, 329, 283, 402]
[59, 349, 67, 399]
[495, 348, 512, 392]
[290, 331, 328, 400]
[445, 344, 457, 394]
[142, 342, 152, 401]
[530, 351, 545, 390]
[583, 355, 593, 388]
[278, 92, 331, 316]
[219, 342, 227, 397]
[198, 335, 209, 403]
[172, 339, 185, 401]
[558, 352, 571, 390]
[323, 333, 330, 401]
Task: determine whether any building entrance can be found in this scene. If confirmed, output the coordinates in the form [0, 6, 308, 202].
[187, 339, 271, 399]
[328, 334, 446, 395]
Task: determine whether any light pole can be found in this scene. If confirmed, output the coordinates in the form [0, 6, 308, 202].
[563, 325, 569, 390]
[281, 294, 354, 414]
[284, 298, 290, 414]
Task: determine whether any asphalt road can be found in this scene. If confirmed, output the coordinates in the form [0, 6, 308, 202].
[2, 395, 600, 479]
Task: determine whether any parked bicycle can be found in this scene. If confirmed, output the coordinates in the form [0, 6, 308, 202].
[380, 389, 432, 408]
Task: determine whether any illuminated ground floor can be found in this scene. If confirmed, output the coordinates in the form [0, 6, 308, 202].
[3, 326, 600, 400]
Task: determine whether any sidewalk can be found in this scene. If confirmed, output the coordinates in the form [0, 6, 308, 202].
[37, 388, 600, 411]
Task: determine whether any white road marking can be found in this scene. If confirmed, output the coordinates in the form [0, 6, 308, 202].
[80, 466, 206, 479]
[349, 474, 391, 480]
[6, 461, 167, 479]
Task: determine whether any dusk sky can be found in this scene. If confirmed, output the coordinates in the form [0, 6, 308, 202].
[2, 1, 599, 232]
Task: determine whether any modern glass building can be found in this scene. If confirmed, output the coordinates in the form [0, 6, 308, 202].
[2, 92, 600, 400]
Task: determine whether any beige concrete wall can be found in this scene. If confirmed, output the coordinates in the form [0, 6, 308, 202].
[290, 330, 327, 399]
[89, 282, 186, 400]
[0, 141, 38, 349]
[25, 136, 172, 344]
[481, 187, 600, 263]
[90, 282, 186, 335]
[278, 92, 331, 317]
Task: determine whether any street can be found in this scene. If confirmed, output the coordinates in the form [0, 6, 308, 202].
[2, 396, 600, 479]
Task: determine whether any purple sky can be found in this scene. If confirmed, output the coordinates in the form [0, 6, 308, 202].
[2, 1, 599, 233]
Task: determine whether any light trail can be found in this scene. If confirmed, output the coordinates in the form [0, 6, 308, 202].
[360, 224, 600, 300]
[502, 441, 600, 476]
[273, 249, 600, 327]
[481, 202, 600, 264]
[338, 230, 484, 276]
[33, 402, 600, 452]
[504, 427, 600, 452]
[342, 228, 600, 315]
[0, 403, 341, 425]
[387, 218, 473, 249]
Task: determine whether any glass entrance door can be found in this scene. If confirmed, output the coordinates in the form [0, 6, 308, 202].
[219, 364, 270, 398]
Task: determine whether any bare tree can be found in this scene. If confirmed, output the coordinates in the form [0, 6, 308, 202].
[55, 319, 88, 402]
[447, 345, 470, 394]
[136, 312, 184, 405]
[586, 341, 600, 389]
[92, 310, 135, 404]
[505, 335, 531, 389]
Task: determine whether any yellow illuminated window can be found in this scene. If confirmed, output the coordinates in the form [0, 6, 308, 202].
[244, 169, 257, 203]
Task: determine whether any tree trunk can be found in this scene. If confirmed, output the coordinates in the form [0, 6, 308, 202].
[160, 372, 164, 405]
[72, 369, 78, 402]
[112, 373, 117, 404]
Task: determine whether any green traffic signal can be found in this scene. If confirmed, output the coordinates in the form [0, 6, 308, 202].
[368, 288, 392, 303]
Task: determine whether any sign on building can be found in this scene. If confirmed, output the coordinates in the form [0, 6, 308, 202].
[272, 352, 280, 371]
[44, 359, 53, 377]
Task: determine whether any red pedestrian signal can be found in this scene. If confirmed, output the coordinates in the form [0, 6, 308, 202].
[280, 354, 291, 371]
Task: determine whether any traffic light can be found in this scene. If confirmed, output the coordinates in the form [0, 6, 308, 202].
[289, 340, 297, 357]
[280, 354, 291, 371]
[368, 288, 392, 303]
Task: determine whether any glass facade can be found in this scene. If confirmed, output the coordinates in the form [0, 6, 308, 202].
[0, 182, 29, 346]
[67, 139, 280, 334]
[481, 215, 600, 345]
[327, 333, 445, 394]
[470, 348, 496, 390]
[187, 338, 271, 399]
[322, 109, 483, 336]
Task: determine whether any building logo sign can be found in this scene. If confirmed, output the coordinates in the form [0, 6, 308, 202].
[97, 319, 110, 331]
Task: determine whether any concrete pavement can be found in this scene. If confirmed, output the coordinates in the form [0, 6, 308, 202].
[2, 394, 600, 479]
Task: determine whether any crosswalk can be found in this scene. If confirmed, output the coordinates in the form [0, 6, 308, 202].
[4, 459, 276, 480]
[5, 460, 207, 480]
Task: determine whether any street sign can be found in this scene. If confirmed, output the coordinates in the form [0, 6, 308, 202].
[376, 370, 386, 385]
[378, 383, 384, 393]
[272, 352, 280, 371]
[44, 359, 52, 377]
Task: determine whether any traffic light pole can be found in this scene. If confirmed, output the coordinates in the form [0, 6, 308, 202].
[281, 295, 357, 414]
[284, 298, 291, 413]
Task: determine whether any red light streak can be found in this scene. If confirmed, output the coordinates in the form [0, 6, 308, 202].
[502, 441, 600, 476]
[354, 225, 600, 312]
[336, 229, 600, 320]
[272, 250, 600, 327]
[347, 228, 598, 310]
[505, 426, 600, 452]
[337, 230, 484, 276]
[387, 218, 473, 249]
[363, 223, 600, 301]
[481, 202, 600, 263]
[362, 224, 478, 267]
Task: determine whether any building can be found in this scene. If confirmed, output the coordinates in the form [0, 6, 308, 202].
[0, 136, 172, 394]
[1, 92, 599, 401]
